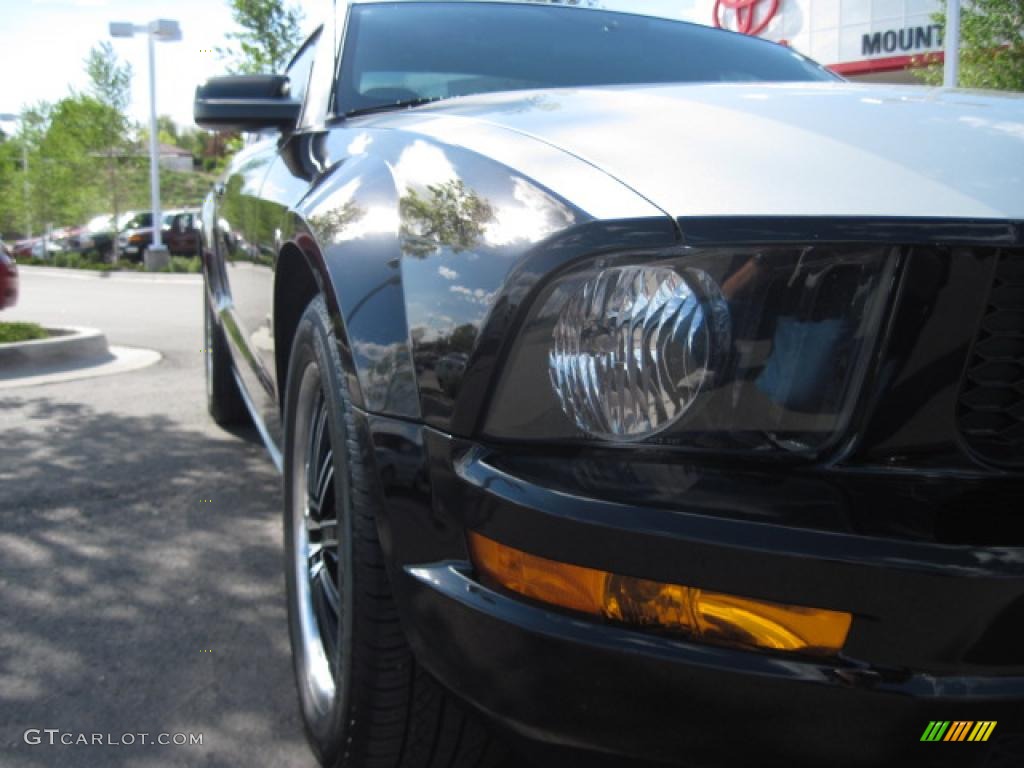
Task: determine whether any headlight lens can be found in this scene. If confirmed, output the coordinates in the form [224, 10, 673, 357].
[549, 265, 731, 440]
[486, 245, 897, 455]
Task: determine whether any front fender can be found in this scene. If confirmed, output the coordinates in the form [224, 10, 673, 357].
[294, 126, 678, 434]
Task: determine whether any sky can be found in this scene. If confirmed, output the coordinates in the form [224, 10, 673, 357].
[0, 0, 706, 132]
[0, 0, 325, 130]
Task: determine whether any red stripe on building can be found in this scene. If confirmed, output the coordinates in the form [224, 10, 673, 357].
[829, 52, 944, 76]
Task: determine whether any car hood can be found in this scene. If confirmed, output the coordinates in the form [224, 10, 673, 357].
[393, 82, 1024, 221]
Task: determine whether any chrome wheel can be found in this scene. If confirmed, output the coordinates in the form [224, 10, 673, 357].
[291, 360, 342, 716]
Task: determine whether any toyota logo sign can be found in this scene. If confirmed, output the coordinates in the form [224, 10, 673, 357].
[713, 0, 780, 37]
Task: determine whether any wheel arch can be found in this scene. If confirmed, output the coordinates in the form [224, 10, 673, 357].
[274, 231, 367, 412]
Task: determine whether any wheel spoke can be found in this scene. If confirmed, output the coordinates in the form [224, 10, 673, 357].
[306, 391, 328, 502]
[316, 567, 341, 618]
[292, 370, 345, 704]
[306, 517, 337, 534]
[314, 455, 334, 512]
[307, 542, 323, 563]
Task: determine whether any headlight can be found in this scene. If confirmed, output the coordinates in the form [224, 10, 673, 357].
[549, 265, 730, 440]
[485, 245, 897, 456]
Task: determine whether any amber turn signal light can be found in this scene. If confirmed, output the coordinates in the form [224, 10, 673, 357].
[468, 532, 851, 656]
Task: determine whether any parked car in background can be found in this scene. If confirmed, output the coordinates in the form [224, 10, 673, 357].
[52, 225, 85, 251]
[196, 2, 1024, 767]
[0, 242, 18, 309]
[71, 213, 126, 259]
[10, 236, 63, 261]
[164, 210, 201, 256]
[118, 209, 200, 260]
[118, 211, 169, 261]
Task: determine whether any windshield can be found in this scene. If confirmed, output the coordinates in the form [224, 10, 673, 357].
[337, 2, 835, 116]
[122, 212, 152, 230]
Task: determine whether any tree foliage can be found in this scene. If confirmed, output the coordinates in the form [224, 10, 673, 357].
[85, 42, 132, 114]
[219, 0, 305, 74]
[917, 0, 1024, 90]
[0, 99, 221, 241]
[85, 42, 133, 255]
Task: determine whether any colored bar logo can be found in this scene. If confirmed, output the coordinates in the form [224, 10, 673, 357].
[921, 721, 997, 742]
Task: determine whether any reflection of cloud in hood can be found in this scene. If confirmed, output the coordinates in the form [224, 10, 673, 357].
[348, 133, 373, 155]
[959, 115, 1024, 141]
[485, 176, 575, 246]
[391, 140, 457, 194]
[353, 340, 399, 361]
[450, 285, 495, 306]
[438, 266, 458, 280]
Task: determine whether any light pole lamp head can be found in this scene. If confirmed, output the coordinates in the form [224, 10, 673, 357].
[109, 21, 136, 38]
[150, 19, 182, 42]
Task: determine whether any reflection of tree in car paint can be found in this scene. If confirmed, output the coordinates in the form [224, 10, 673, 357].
[308, 200, 367, 244]
[399, 180, 494, 259]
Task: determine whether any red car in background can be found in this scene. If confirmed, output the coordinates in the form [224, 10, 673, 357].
[0, 242, 18, 309]
[119, 209, 201, 260]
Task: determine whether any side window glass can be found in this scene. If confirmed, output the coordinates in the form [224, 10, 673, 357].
[286, 28, 321, 107]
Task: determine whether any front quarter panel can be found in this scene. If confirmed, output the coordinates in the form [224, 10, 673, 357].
[300, 122, 677, 432]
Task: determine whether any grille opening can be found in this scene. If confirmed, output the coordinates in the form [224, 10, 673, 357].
[957, 251, 1024, 467]
[964, 595, 1024, 667]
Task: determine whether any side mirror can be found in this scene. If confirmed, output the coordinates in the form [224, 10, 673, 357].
[194, 75, 301, 132]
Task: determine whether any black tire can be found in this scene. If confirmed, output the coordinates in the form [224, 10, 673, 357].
[204, 292, 248, 426]
[283, 296, 506, 768]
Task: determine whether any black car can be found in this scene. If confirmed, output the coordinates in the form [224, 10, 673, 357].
[195, 2, 1024, 767]
[72, 213, 123, 259]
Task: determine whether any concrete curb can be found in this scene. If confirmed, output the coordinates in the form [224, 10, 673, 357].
[17, 265, 202, 285]
[0, 345, 162, 389]
[0, 326, 110, 368]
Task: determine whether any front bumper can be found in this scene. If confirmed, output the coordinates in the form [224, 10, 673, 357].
[366, 416, 1024, 767]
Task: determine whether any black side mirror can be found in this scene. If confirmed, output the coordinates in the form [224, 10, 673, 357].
[194, 75, 301, 132]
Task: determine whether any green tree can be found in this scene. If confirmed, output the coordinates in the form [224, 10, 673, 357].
[85, 41, 133, 258]
[0, 135, 25, 237]
[917, 1, 1024, 90]
[85, 42, 132, 113]
[399, 180, 495, 259]
[31, 96, 117, 228]
[3, 104, 51, 238]
[219, 0, 305, 74]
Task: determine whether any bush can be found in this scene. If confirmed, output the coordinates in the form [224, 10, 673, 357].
[22, 252, 143, 271]
[20, 252, 197, 273]
[0, 321, 49, 344]
[53, 252, 86, 269]
[163, 256, 202, 273]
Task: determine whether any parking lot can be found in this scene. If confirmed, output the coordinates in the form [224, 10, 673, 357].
[1, 268, 316, 767]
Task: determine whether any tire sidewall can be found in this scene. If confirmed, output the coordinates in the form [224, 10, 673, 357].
[283, 297, 356, 766]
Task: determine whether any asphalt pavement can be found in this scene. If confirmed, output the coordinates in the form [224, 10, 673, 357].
[1, 268, 315, 767]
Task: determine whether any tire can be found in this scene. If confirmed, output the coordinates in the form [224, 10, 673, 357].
[204, 293, 248, 426]
[283, 296, 507, 768]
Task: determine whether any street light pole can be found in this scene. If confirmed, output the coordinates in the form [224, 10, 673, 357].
[147, 30, 162, 251]
[110, 19, 181, 269]
[944, 0, 961, 88]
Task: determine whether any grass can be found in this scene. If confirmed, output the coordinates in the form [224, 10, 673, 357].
[22, 254, 201, 273]
[0, 321, 49, 344]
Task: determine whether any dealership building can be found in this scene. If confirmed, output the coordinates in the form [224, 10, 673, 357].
[666, 0, 945, 83]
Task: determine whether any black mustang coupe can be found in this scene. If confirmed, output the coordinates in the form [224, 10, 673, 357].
[195, 2, 1024, 766]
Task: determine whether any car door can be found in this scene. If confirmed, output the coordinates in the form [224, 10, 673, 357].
[213, 28, 324, 443]
[211, 139, 277, 422]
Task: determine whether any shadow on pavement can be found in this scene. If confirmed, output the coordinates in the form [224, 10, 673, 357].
[0, 397, 313, 767]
